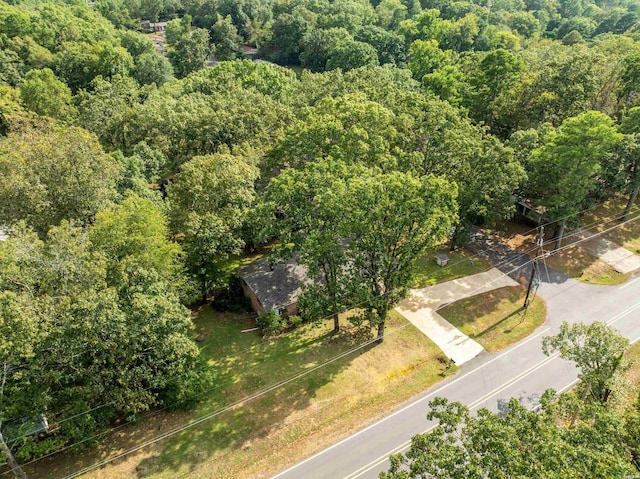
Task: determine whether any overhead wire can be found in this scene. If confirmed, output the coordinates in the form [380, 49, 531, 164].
[6, 204, 640, 476]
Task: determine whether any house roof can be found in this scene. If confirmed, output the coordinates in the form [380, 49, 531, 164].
[237, 256, 312, 312]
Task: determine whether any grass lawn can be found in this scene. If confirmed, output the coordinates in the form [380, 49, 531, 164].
[410, 246, 490, 288]
[580, 196, 640, 255]
[542, 246, 629, 286]
[34, 309, 455, 479]
[438, 286, 547, 352]
[491, 216, 631, 286]
[624, 340, 640, 387]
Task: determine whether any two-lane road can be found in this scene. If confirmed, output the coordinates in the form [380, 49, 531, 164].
[272, 272, 640, 479]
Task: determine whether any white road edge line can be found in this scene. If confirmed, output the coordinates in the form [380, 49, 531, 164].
[269, 326, 550, 479]
[272, 297, 640, 479]
[343, 354, 562, 479]
[345, 331, 640, 479]
[620, 274, 640, 290]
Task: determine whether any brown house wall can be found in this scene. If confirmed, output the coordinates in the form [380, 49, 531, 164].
[241, 280, 266, 316]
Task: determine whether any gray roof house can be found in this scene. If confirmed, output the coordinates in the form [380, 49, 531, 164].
[237, 256, 312, 317]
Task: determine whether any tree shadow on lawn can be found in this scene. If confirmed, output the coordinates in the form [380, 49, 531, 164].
[26, 308, 376, 479]
[440, 287, 529, 338]
[130, 309, 379, 478]
[133, 336, 376, 478]
[472, 307, 525, 338]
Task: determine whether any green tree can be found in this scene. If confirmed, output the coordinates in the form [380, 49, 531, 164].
[168, 153, 258, 300]
[376, 0, 407, 30]
[620, 107, 640, 220]
[264, 158, 364, 332]
[55, 41, 134, 92]
[0, 222, 205, 460]
[468, 49, 524, 131]
[325, 39, 379, 71]
[543, 322, 630, 403]
[90, 194, 189, 299]
[343, 171, 457, 340]
[299, 28, 352, 72]
[266, 93, 405, 173]
[133, 50, 174, 86]
[354, 25, 406, 66]
[119, 30, 173, 85]
[19, 68, 77, 122]
[261, 10, 313, 64]
[527, 111, 623, 249]
[75, 74, 142, 151]
[0, 121, 120, 236]
[210, 14, 242, 61]
[408, 39, 451, 82]
[381, 396, 637, 478]
[168, 27, 212, 78]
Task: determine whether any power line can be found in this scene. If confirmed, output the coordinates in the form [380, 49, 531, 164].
[7, 208, 640, 476]
[8, 256, 536, 477]
[59, 323, 414, 479]
[6, 237, 542, 434]
[57, 219, 640, 479]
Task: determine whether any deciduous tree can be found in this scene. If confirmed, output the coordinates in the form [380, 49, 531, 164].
[542, 321, 629, 403]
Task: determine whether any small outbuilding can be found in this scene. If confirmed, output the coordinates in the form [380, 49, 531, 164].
[237, 256, 312, 317]
[434, 253, 449, 267]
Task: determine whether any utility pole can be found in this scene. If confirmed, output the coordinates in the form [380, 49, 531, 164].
[524, 225, 544, 308]
[0, 428, 30, 479]
[0, 362, 30, 479]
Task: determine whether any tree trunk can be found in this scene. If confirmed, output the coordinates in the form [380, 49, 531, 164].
[0, 429, 29, 479]
[553, 219, 566, 253]
[376, 321, 385, 343]
[449, 224, 459, 252]
[332, 312, 340, 334]
[623, 185, 639, 222]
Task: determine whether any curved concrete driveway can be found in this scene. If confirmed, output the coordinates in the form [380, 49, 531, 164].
[395, 269, 518, 365]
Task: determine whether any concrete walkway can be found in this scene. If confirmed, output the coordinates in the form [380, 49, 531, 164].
[574, 229, 640, 274]
[395, 269, 518, 366]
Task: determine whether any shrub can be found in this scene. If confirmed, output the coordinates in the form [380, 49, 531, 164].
[257, 310, 284, 336]
[211, 275, 252, 312]
[288, 315, 302, 328]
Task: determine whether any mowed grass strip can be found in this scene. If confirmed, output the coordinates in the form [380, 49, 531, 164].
[44, 309, 455, 479]
[624, 341, 640, 388]
[580, 196, 640, 255]
[542, 245, 629, 286]
[439, 286, 547, 352]
[411, 247, 490, 288]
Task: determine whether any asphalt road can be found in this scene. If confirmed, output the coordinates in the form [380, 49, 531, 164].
[271, 262, 640, 479]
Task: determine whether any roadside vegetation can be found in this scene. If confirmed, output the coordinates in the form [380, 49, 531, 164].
[1, 0, 640, 476]
[383, 322, 640, 478]
[31, 310, 455, 479]
[439, 286, 547, 351]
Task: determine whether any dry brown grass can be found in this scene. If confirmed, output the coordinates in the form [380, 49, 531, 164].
[29, 311, 454, 479]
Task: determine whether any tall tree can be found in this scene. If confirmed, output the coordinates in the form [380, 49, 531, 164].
[527, 111, 623, 250]
[166, 16, 212, 78]
[263, 158, 364, 333]
[210, 14, 242, 61]
[381, 396, 638, 478]
[19, 68, 76, 122]
[343, 171, 457, 340]
[168, 153, 258, 300]
[0, 221, 205, 461]
[620, 107, 640, 221]
[0, 120, 120, 236]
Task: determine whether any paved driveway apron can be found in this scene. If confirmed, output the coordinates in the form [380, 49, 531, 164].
[396, 269, 518, 365]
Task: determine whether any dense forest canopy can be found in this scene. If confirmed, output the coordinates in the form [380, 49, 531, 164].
[1, 0, 640, 470]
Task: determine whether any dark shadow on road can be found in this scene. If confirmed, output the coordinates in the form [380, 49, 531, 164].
[468, 229, 570, 285]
